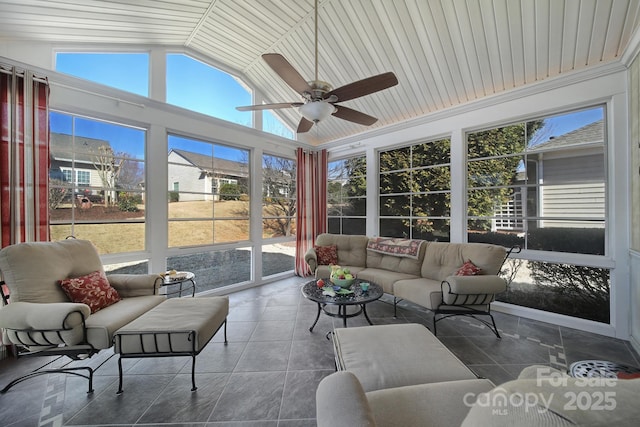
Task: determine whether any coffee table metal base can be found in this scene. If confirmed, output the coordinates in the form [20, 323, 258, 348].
[309, 303, 374, 332]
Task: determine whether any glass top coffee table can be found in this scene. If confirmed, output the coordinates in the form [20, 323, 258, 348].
[301, 279, 383, 332]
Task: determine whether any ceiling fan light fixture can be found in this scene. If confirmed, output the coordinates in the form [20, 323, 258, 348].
[299, 101, 336, 123]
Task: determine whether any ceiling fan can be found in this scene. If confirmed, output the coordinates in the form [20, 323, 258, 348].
[236, 0, 398, 133]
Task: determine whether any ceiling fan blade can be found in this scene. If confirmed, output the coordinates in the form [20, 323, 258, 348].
[327, 72, 398, 103]
[263, 53, 312, 96]
[297, 117, 314, 133]
[236, 102, 302, 111]
[332, 105, 378, 126]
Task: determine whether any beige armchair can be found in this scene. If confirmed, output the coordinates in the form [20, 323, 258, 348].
[0, 239, 165, 393]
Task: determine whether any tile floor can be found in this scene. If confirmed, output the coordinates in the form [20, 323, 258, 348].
[1, 276, 639, 426]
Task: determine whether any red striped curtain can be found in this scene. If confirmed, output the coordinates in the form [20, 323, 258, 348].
[0, 67, 50, 248]
[295, 148, 327, 276]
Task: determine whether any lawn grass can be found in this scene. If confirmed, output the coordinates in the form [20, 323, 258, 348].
[51, 200, 286, 254]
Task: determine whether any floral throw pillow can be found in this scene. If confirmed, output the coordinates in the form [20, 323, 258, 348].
[59, 270, 121, 314]
[314, 245, 338, 266]
[455, 260, 482, 276]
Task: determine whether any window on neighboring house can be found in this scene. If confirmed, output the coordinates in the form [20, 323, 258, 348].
[261, 154, 296, 277]
[167, 135, 250, 247]
[166, 53, 252, 127]
[328, 155, 367, 235]
[173, 182, 179, 192]
[466, 105, 609, 323]
[379, 139, 451, 240]
[49, 111, 146, 254]
[77, 170, 90, 185]
[55, 52, 149, 97]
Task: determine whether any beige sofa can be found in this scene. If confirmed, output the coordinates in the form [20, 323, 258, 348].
[318, 323, 640, 427]
[305, 233, 508, 336]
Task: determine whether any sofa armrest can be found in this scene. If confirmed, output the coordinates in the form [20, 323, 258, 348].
[0, 301, 91, 346]
[107, 274, 163, 297]
[304, 247, 318, 274]
[316, 371, 376, 427]
[441, 276, 507, 305]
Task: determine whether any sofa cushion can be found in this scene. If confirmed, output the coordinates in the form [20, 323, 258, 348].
[392, 277, 442, 309]
[314, 233, 369, 268]
[334, 324, 479, 392]
[59, 270, 121, 313]
[421, 242, 506, 281]
[356, 268, 418, 294]
[366, 238, 426, 277]
[314, 244, 338, 265]
[367, 379, 495, 427]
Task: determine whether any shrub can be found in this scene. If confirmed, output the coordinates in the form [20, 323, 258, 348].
[169, 191, 179, 202]
[219, 183, 240, 201]
[117, 192, 141, 212]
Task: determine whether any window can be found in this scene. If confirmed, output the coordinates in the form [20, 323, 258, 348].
[467, 106, 609, 323]
[467, 107, 606, 254]
[55, 52, 149, 96]
[328, 155, 367, 235]
[379, 139, 451, 240]
[263, 110, 295, 140]
[77, 170, 90, 185]
[166, 54, 252, 127]
[167, 135, 250, 247]
[262, 154, 296, 238]
[261, 154, 296, 277]
[49, 112, 146, 254]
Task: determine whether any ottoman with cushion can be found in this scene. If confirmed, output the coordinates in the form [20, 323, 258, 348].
[320, 323, 495, 427]
[113, 296, 229, 393]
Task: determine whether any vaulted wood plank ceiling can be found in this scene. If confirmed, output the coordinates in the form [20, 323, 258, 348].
[1, 0, 639, 146]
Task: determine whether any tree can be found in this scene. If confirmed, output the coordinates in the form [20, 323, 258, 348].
[116, 155, 144, 190]
[92, 145, 123, 206]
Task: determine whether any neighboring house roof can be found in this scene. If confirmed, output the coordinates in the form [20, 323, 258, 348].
[532, 119, 604, 151]
[169, 149, 248, 178]
[50, 132, 112, 164]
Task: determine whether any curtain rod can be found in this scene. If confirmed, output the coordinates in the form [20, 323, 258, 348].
[49, 81, 146, 108]
[1, 61, 144, 108]
[0, 64, 48, 83]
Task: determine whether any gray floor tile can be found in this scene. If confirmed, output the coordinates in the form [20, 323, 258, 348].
[235, 341, 291, 372]
[250, 320, 295, 341]
[279, 370, 334, 420]
[138, 373, 228, 423]
[208, 372, 286, 422]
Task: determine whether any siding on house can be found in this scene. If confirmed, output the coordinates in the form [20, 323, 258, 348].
[167, 149, 247, 202]
[50, 132, 113, 198]
[493, 120, 605, 230]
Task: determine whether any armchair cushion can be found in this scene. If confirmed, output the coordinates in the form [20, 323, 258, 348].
[107, 274, 162, 297]
[0, 301, 90, 346]
[59, 270, 121, 313]
[316, 371, 376, 427]
[0, 239, 105, 303]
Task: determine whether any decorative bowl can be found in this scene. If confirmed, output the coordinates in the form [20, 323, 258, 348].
[330, 276, 355, 288]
